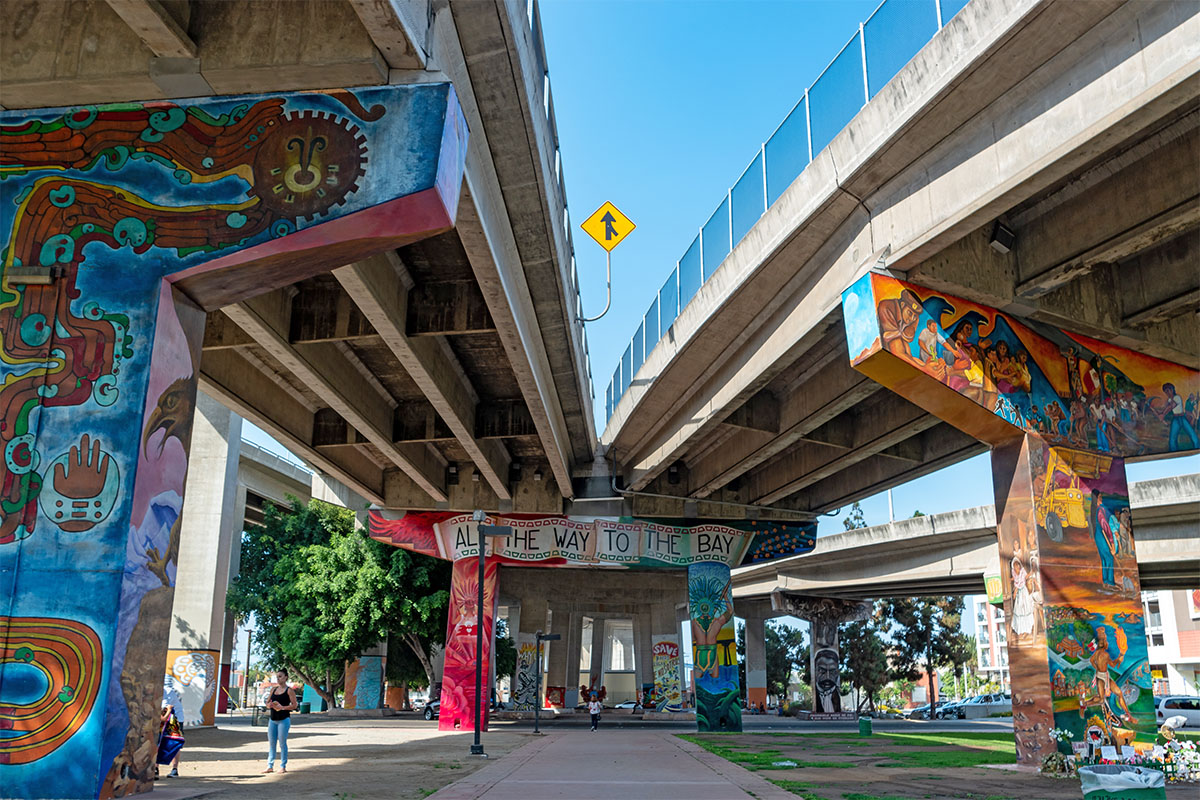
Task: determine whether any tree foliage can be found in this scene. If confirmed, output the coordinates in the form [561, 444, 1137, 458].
[736, 621, 805, 702]
[494, 618, 516, 684]
[875, 596, 964, 707]
[227, 498, 451, 706]
[843, 501, 868, 531]
[839, 619, 890, 712]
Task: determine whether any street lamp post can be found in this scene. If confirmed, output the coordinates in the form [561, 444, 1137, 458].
[470, 510, 511, 757]
[532, 631, 560, 735]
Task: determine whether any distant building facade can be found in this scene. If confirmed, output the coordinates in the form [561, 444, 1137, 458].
[1143, 589, 1200, 696]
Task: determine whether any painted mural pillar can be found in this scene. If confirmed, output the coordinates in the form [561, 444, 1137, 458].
[687, 562, 741, 731]
[649, 602, 682, 712]
[0, 84, 467, 799]
[772, 594, 869, 717]
[165, 391, 243, 728]
[343, 642, 387, 710]
[744, 616, 767, 709]
[992, 435, 1153, 763]
[438, 557, 498, 731]
[513, 597, 545, 711]
[841, 271, 1196, 763]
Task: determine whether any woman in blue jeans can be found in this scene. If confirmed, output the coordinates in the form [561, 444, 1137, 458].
[264, 669, 298, 773]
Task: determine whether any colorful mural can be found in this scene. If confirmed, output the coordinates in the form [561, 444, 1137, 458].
[651, 636, 682, 712]
[368, 510, 814, 568]
[512, 634, 539, 712]
[343, 655, 385, 710]
[164, 649, 218, 728]
[0, 84, 466, 800]
[843, 273, 1199, 457]
[993, 436, 1153, 763]
[770, 594, 869, 717]
[438, 558, 498, 732]
[687, 562, 741, 732]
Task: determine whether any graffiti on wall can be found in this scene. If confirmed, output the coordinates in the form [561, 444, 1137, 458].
[344, 655, 385, 710]
[439, 558, 497, 732]
[687, 562, 740, 732]
[164, 649, 218, 728]
[843, 273, 1199, 457]
[369, 510, 815, 568]
[0, 83, 466, 800]
[512, 634, 539, 712]
[651, 636, 682, 712]
[770, 594, 869, 717]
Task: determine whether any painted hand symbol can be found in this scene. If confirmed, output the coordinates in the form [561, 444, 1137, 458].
[54, 434, 110, 499]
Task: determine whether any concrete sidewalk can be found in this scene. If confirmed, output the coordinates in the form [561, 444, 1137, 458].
[427, 730, 794, 800]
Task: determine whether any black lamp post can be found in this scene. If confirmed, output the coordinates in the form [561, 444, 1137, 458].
[470, 510, 511, 757]
[532, 630, 560, 735]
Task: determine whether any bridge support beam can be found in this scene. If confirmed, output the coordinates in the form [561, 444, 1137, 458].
[688, 562, 741, 731]
[743, 616, 767, 710]
[842, 271, 1195, 763]
[439, 557, 497, 731]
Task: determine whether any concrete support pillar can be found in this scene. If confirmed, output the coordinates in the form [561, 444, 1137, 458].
[439, 557, 498, 730]
[344, 641, 387, 710]
[687, 562, 741, 731]
[513, 596, 546, 710]
[587, 615, 605, 695]
[676, 603, 690, 708]
[633, 610, 653, 702]
[744, 616, 767, 709]
[991, 435, 1153, 764]
[216, 482, 248, 714]
[311, 470, 369, 528]
[564, 611, 583, 708]
[165, 390, 242, 729]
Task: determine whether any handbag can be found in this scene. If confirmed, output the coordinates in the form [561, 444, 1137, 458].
[156, 710, 186, 765]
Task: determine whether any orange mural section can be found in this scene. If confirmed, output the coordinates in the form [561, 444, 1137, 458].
[842, 273, 1199, 456]
[0, 616, 103, 765]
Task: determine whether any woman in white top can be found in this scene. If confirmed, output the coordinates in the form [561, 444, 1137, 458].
[587, 695, 602, 731]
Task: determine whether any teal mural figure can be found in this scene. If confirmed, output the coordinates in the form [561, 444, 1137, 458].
[687, 561, 741, 732]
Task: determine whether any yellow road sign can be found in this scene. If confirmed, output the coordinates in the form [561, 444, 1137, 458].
[580, 201, 635, 252]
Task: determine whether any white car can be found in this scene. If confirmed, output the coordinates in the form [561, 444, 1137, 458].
[1156, 696, 1200, 727]
[613, 700, 640, 709]
[956, 693, 1012, 719]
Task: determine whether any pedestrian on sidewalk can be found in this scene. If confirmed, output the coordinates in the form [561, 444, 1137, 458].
[264, 668, 298, 774]
[588, 693, 602, 731]
[156, 692, 186, 779]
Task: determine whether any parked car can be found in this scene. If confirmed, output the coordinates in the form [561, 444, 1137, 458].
[1156, 696, 1200, 727]
[953, 693, 1012, 719]
[906, 701, 947, 719]
[613, 700, 640, 709]
[423, 699, 440, 720]
[935, 699, 965, 719]
[872, 705, 905, 719]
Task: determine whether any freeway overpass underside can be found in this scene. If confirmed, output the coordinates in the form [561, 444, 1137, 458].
[604, 0, 1199, 519]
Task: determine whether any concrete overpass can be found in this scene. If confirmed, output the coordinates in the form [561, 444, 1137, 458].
[3, 0, 596, 514]
[732, 474, 1200, 609]
[601, 0, 1199, 519]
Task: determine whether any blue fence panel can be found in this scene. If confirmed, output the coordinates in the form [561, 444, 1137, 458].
[808, 30, 867, 156]
[765, 97, 810, 206]
[865, 0, 939, 97]
[659, 267, 679, 331]
[611, 364, 621, 407]
[620, 344, 633, 397]
[940, 0, 971, 24]
[644, 296, 660, 351]
[730, 150, 765, 246]
[605, 380, 613, 421]
[679, 235, 703, 308]
[702, 197, 731, 274]
[632, 322, 645, 377]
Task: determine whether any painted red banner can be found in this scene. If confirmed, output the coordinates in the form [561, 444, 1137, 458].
[438, 558, 498, 732]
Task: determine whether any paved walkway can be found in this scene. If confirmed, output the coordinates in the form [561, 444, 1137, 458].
[428, 730, 793, 800]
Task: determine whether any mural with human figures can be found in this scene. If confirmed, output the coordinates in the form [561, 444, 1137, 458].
[439, 558, 498, 733]
[688, 562, 741, 732]
[0, 84, 466, 800]
[651, 636, 682, 712]
[843, 273, 1199, 456]
[512, 634, 539, 712]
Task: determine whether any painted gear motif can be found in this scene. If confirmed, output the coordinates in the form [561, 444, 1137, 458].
[249, 110, 367, 222]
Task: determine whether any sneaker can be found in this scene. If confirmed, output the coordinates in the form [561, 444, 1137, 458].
[167, 769, 179, 778]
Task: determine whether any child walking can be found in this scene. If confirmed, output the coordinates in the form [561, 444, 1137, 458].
[588, 694, 602, 731]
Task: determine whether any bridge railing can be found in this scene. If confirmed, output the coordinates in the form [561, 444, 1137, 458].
[603, 0, 972, 426]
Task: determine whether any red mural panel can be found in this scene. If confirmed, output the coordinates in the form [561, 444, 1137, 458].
[438, 558, 497, 732]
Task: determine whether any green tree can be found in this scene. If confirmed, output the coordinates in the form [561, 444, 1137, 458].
[843, 501, 868, 531]
[227, 498, 451, 707]
[736, 621, 804, 703]
[839, 620, 890, 712]
[875, 596, 965, 707]
[943, 632, 976, 699]
[494, 618, 517, 689]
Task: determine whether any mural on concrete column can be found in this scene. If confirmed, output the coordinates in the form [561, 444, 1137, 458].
[0, 84, 467, 799]
[771, 594, 869, 717]
[164, 649, 218, 728]
[369, 510, 815, 568]
[651, 636, 682, 712]
[688, 562, 741, 732]
[512, 633, 539, 712]
[439, 558, 498, 732]
[344, 655, 385, 710]
[843, 273, 1199, 456]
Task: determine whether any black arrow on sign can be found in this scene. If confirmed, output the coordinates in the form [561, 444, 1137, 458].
[601, 211, 618, 241]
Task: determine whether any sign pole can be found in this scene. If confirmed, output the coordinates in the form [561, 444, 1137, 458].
[580, 250, 611, 323]
[579, 201, 634, 323]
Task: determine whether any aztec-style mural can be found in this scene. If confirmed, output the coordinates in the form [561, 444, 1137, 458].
[843, 273, 1199, 456]
[164, 649, 218, 728]
[688, 562, 741, 732]
[343, 655, 386, 711]
[651, 636, 682, 712]
[0, 84, 466, 799]
[368, 510, 815, 569]
[439, 558, 498, 733]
